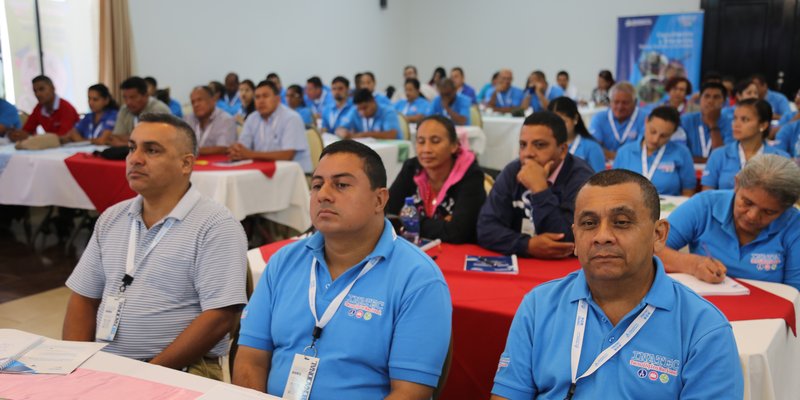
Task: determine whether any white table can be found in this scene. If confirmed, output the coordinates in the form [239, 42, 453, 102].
[321, 133, 411, 185]
[0, 145, 312, 232]
[0, 329, 278, 399]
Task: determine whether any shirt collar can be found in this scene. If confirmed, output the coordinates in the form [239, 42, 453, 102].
[567, 256, 674, 311]
[127, 185, 201, 224]
[305, 218, 398, 264]
[547, 158, 566, 185]
[713, 189, 795, 237]
[41, 95, 61, 117]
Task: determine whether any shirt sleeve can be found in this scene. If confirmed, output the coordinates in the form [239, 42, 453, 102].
[700, 149, 722, 188]
[491, 292, 537, 399]
[216, 115, 238, 146]
[237, 251, 279, 351]
[74, 115, 91, 138]
[774, 124, 795, 153]
[22, 106, 40, 133]
[113, 109, 129, 135]
[679, 324, 743, 400]
[238, 116, 257, 148]
[588, 112, 603, 138]
[587, 141, 606, 172]
[782, 229, 800, 291]
[666, 195, 703, 250]
[476, 163, 531, 256]
[381, 110, 401, 139]
[388, 279, 452, 387]
[281, 113, 309, 152]
[192, 215, 248, 311]
[0, 102, 20, 129]
[65, 214, 109, 299]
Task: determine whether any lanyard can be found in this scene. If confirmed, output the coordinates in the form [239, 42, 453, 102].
[641, 141, 667, 180]
[225, 94, 238, 107]
[363, 117, 375, 132]
[697, 125, 713, 158]
[569, 135, 582, 155]
[329, 105, 345, 128]
[567, 300, 655, 400]
[306, 257, 381, 355]
[90, 114, 105, 139]
[496, 90, 511, 107]
[608, 107, 639, 144]
[738, 142, 764, 169]
[122, 218, 175, 292]
[403, 101, 413, 115]
[194, 117, 214, 148]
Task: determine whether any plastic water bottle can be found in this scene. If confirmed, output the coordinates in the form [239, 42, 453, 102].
[399, 196, 420, 245]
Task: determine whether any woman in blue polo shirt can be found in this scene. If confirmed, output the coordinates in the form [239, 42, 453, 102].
[64, 83, 119, 144]
[702, 99, 790, 190]
[393, 78, 430, 124]
[613, 106, 696, 196]
[286, 85, 314, 128]
[548, 97, 605, 172]
[658, 154, 800, 291]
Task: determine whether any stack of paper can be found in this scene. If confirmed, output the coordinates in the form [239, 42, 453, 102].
[668, 273, 750, 296]
[0, 329, 106, 374]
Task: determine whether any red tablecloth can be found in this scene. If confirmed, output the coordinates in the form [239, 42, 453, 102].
[64, 153, 276, 213]
[257, 241, 797, 400]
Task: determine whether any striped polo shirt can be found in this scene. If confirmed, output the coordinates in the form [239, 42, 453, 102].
[66, 187, 248, 359]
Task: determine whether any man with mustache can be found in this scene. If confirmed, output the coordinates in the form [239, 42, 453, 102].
[233, 140, 452, 399]
[491, 169, 743, 399]
[477, 111, 594, 258]
[63, 113, 248, 380]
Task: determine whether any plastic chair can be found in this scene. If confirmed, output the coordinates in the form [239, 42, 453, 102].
[469, 105, 483, 129]
[306, 127, 323, 172]
[397, 112, 411, 140]
[483, 173, 495, 195]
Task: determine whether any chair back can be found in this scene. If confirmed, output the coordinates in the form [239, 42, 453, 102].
[397, 112, 411, 140]
[469, 104, 483, 129]
[306, 127, 323, 171]
[483, 172, 495, 195]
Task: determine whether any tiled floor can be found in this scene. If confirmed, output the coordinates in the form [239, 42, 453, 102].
[0, 286, 70, 338]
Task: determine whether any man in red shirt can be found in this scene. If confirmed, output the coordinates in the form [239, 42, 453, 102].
[9, 75, 80, 142]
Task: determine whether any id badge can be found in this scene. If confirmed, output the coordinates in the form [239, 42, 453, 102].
[521, 218, 536, 237]
[282, 354, 320, 400]
[96, 296, 125, 341]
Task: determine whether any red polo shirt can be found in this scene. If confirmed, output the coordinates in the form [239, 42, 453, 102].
[22, 96, 80, 136]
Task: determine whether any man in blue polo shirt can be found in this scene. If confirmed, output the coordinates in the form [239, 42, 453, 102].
[774, 118, 800, 158]
[358, 71, 392, 107]
[305, 76, 333, 118]
[233, 140, 451, 399]
[521, 70, 564, 113]
[217, 73, 243, 116]
[336, 89, 402, 140]
[321, 76, 353, 134]
[658, 154, 800, 291]
[680, 82, 732, 162]
[0, 97, 21, 137]
[752, 74, 791, 119]
[486, 69, 525, 113]
[589, 81, 647, 159]
[451, 67, 477, 104]
[428, 78, 471, 126]
[491, 169, 743, 400]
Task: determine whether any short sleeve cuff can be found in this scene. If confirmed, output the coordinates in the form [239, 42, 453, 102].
[491, 382, 535, 400]
[65, 276, 103, 300]
[389, 366, 440, 388]
[237, 332, 274, 352]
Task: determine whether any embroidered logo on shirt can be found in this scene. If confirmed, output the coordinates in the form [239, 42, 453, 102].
[344, 294, 385, 319]
[750, 253, 781, 271]
[497, 356, 510, 372]
[629, 351, 680, 377]
[657, 162, 675, 173]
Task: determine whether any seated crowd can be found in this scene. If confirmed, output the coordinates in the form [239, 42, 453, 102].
[1, 64, 799, 399]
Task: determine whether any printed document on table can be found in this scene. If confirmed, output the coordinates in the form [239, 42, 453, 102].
[668, 273, 750, 296]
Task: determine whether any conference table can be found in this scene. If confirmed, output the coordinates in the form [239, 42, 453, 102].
[0, 329, 278, 399]
[249, 237, 799, 400]
[0, 144, 312, 232]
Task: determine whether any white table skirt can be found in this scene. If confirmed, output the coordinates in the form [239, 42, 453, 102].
[0, 149, 311, 232]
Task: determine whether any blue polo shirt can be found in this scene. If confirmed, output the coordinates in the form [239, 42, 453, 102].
[394, 97, 430, 118]
[428, 94, 472, 125]
[766, 90, 791, 117]
[524, 84, 564, 112]
[774, 119, 800, 157]
[680, 112, 734, 157]
[486, 86, 525, 108]
[341, 103, 402, 139]
[492, 257, 742, 400]
[612, 141, 696, 195]
[373, 92, 392, 107]
[569, 136, 606, 173]
[168, 99, 183, 118]
[74, 110, 119, 139]
[292, 106, 314, 127]
[238, 221, 452, 399]
[701, 141, 790, 189]
[477, 83, 494, 104]
[667, 190, 800, 291]
[321, 102, 353, 133]
[777, 111, 797, 127]
[0, 98, 21, 130]
[305, 88, 334, 116]
[458, 84, 477, 103]
[217, 93, 242, 116]
[589, 109, 647, 152]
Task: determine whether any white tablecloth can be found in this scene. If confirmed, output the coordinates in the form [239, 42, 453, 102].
[0, 147, 311, 232]
[321, 133, 411, 185]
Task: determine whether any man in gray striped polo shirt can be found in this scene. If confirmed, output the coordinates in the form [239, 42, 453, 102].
[63, 113, 248, 379]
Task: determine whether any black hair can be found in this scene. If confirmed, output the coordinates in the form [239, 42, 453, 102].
[155, 89, 172, 105]
[143, 76, 157, 88]
[429, 67, 446, 86]
[192, 85, 215, 97]
[531, 70, 546, 81]
[598, 70, 614, 86]
[750, 73, 768, 86]
[319, 139, 387, 189]
[700, 81, 728, 100]
[240, 79, 255, 91]
[665, 76, 692, 95]
[307, 76, 323, 88]
[451, 67, 464, 76]
[557, 70, 569, 79]
[225, 72, 239, 82]
[353, 89, 374, 104]
[32, 75, 53, 86]
[737, 98, 773, 138]
[418, 115, 458, 145]
[266, 72, 279, 80]
[362, 71, 376, 82]
[208, 81, 225, 97]
[120, 76, 148, 95]
[733, 79, 755, 97]
[256, 80, 280, 95]
[287, 84, 306, 107]
[138, 112, 198, 156]
[491, 71, 500, 81]
[405, 78, 421, 91]
[581, 169, 661, 222]
[702, 71, 723, 83]
[88, 83, 119, 111]
[332, 76, 349, 87]
[522, 111, 568, 145]
[647, 105, 681, 130]
[239, 80, 256, 116]
[548, 97, 593, 140]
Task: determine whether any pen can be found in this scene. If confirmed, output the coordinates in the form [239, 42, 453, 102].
[701, 243, 722, 277]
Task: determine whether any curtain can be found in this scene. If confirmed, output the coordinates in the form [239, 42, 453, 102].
[98, 0, 133, 100]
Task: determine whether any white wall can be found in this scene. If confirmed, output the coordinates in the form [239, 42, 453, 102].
[129, 0, 700, 105]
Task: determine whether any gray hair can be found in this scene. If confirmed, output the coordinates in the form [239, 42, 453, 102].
[609, 81, 636, 100]
[737, 154, 800, 208]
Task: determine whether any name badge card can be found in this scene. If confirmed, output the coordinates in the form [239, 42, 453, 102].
[96, 296, 125, 341]
[283, 354, 320, 400]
